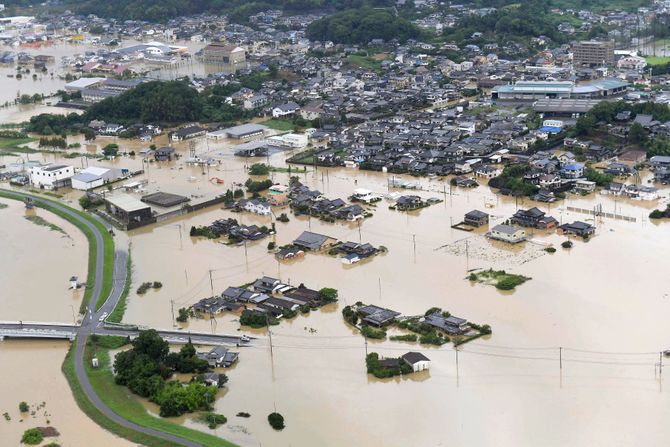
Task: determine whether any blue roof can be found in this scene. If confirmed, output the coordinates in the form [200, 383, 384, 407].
[538, 126, 562, 133]
[563, 163, 584, 170]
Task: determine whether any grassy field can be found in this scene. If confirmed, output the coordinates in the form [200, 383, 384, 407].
[0, 136, 36, 155]
[107, 251, 132, 323]
[345, 54, 385, 72]
[0, 189, 114, 313]
[24, 215, 67, 235]
[72, 337, 238, 447]
[468, 269, 531, 291]
[259, 119, 296, 131]
[269, 165, 309, 174]
[645, 55, 670, 66]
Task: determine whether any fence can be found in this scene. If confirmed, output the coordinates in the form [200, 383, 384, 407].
[566, 206, 637, 222]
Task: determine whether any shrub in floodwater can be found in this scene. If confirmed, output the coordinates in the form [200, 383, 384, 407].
[268, 412, 285, 430]
[21, 428, 43, 445]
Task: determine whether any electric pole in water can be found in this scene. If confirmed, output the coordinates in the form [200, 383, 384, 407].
[209, 269, 214, 297]
[170, 300, 175, 327]
[559, 347, 563, 370]
[412, 234, 416, 263]
[357, 220, 362, 243]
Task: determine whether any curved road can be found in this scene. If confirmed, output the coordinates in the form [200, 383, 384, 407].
[1, 190, 207, 447]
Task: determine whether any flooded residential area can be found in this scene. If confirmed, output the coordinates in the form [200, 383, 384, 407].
[1, 2, 670, 447]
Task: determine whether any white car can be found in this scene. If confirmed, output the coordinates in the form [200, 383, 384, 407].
[98, 312, 108, 322]
[240, 335, 250, 343]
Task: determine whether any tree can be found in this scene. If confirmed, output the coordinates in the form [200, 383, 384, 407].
[628, 122, 647, 144]
[268, 412, 285, 430]
[102, 143, 119, 158]
[319, 287, 338, 302]
[131, 329, 169, 360]
[81, 127, 96, 141]
[248, 163, 270, 175]
[575, 114, 596, 136]
[19, 401, 29, 412]
[21, 428, 43, 445]
[79, 195, 94, 210]
[176, 307, 191, 322]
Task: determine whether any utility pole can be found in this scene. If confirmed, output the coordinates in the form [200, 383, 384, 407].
[171, 300, 176, 327]
[660, 351, 663, 378]
[559, 347, 563, 370]
[412, 234, 416, 263]
[267, 314, 274, 360]
[178, 224, 183, 250]
[357, 220, 362, 243]
[365, 337, 368, 356]
[465, 239, 470, 271]
[209, 269, 214, 297]
[455, 348, 459, 382]
[378, 277, 382, 300]
[69, 305, 76, 325]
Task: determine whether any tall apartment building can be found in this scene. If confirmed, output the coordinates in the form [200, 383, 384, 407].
[573, 40, 614, 67]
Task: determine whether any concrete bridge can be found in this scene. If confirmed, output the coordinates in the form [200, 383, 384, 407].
[0, 321, 253, 347]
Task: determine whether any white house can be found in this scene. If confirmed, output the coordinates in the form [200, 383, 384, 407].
[29, 164, 75, 189]
[242, 199, 272, 215]
[487, 224, 526, 244]
[402, 352, 431, 372]
[71, 166, 123, 190]
[352, 188, 382, 203]
[267, 133, 308, 148]
[272, 102, 300, 118]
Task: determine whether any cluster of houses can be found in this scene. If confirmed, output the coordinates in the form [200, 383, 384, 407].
[192, 277, 331, 322]
[459, 206, 597, 244]
[207, 218, 270, 241]
[354, 303, 473, 336]
[289, 181, 368, 222]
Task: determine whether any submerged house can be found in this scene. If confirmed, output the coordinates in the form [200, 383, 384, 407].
[292, 231, 337, 251]
[401, 352, 431, 372]
[486, 224, 526, 244]
[558, 221, 595, 237]
[197, 346, 239, 368]
[424, 313, 469, 335]
[358, 305, 401, 326]
[464, 209, 489, 227]
[510, 207, 558, 229]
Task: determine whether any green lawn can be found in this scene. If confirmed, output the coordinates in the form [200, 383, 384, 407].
[645, 55, 670, 66]
[0, 136, 36, 155]
[345, 54, 387, 72]
[0, 136, 34, 149]
[107, 251, 132, 323]
[259, 119, 295, 131]
[75, 338, 237, 447]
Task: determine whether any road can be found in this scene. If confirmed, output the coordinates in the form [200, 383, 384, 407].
[1, 190, 210, 447]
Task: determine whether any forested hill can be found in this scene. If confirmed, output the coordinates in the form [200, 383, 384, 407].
[305, 8, 422, 44]
[3, 0, 397, 23]
[3, 0, 648, 23]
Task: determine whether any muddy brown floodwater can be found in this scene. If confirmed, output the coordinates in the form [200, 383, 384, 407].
[2, 113, 670, 446]
[0, 340, 133, 447]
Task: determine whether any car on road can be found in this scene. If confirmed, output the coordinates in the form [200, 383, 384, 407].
[240, 335, 250, 343]
[98, 312, 108, 322]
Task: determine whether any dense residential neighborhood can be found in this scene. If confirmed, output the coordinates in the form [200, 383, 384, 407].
[1, 0, 670, 446]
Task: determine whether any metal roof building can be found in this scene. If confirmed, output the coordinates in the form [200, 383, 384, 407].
[493, 79, 628, 101]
